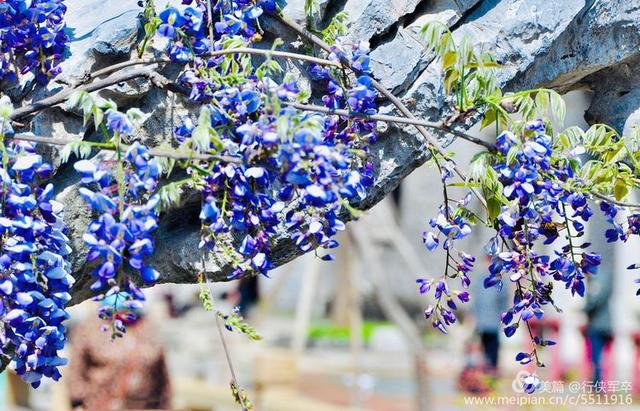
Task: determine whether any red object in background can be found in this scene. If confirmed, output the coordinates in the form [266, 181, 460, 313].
[632, 332, 640, 395]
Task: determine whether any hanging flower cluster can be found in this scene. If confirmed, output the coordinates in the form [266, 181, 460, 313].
[155, 0, 278, 63]
[416, 121, 611, 387]
[0, 0, 68, 84]
[74, 110, 160, 338]
[601, 202, 640, 293]
[152, 1, 378, 278]
[484, 123, 600, 362]
[418, 161, 474, 334]
[0, 121, 73, 387]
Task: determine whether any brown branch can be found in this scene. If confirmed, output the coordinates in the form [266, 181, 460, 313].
[275, 13, 489, 208]
[10, 48, 341, 121]
[87, 48, 342, 81]
[10, 66, 160, 121]
[11, 133, 241, 163]
[591, 191, 640, 209]
[291, 102, 495, 151]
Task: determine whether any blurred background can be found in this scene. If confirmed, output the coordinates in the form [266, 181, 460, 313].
[3, 93, 640, 411]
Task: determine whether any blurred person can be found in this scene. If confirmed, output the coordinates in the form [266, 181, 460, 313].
[585, 209, 615, 383]
[223, 275, 260, 317]
[67, 292, 171, 410]
[458, 258, 508, 394]
[237, 275, 260, 317]
[471, 256, 509, 371]
[585, 259, 613, 383]
[162, 291, 196, 318]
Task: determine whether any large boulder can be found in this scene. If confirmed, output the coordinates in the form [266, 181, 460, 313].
[8, 0, 640, 303]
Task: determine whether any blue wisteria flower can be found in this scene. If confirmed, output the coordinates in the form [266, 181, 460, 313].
[0, 139, 73, 387]
[75, 110, 161, 338]
[153, 1, 379, 281]
[479, 122, 602, 374]
[0, 0, 68, 84]
[418, 163, 474, 334]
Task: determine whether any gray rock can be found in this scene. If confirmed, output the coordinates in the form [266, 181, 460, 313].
[512, 1, 640, 92]
[370, 29, 427, 94]
[31, 108, 85, 172]
[282, 0, 330, 24]
[582, 55, 640, 133]
[7, 0, 640, 304]
[91, 10, 142, 57]
[370, 0, 481, 93]
[344, 0, 422, 41]
[58, 1, 141, 83]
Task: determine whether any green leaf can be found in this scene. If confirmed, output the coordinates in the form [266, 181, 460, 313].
[480, 107, 496, 130]
[443, 69, 459, 93]
[92, 106, 103, 130]
[65, 90, 89, 110]
[442, 51, 457, 71]
[126, 108, 145, 122]
[549, 90, 566, 125]
[614, 178, 629, 201]
[193, 107, 212, 153]
[506, 145, 519, 165]
[486, 196, 502, 222]
[304, 0, 320, 18]
[534, 90, 549, 116]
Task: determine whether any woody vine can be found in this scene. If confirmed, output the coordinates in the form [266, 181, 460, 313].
[0, 0, 639, 399]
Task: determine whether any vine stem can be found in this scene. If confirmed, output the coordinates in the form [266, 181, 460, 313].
[275, 13, 490, 210]
[83, 48, 341, 82]
[10, 49, 340, 121]
[214, 314, 249, 411]
[591, 191, 640, 209]
[10, 66, 159, 121]
[206, 0, 216, 50]
[291, 103, 495, 150]
[10, 133, 241, 163]
[0, 121, 8, 214]
[202, 271, 249, 411]
[521, 221, 542, 366]
[560, 203, 578, 266]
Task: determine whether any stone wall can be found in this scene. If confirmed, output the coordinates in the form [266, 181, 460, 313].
[10, 0, 640, 305]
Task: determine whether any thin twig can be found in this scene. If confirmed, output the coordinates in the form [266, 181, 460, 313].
[592, 191, 640, 209]
[10, 66, 159, 121]
[292, 102, 495, 150]
[11, 48, 341, 121]
[204, 273, 249, 411]
[206, 0, 216, 52]
[87, 48, 341, 80]
[11, 133, 241, 163]
[275, 13, 489, 209]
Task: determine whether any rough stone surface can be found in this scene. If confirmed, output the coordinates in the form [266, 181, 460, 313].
[582, 55, 640, 133]
[343, 0, 422, 42]
[9, 0, 640, 304]
[57, 2, 142, 84]
[91, 11, 142, 57]
[369, 0, 481, 93]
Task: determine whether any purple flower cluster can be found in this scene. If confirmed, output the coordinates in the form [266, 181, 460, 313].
[0, 0, 68, 84]
[0, 140, 73, 387]
[74, 115, 160, 337]
[195, 100, 374, 277]
[156, 0, 278, 62]
[154, 2, 378, 278]
[418, 164, 474, 334]
[600, 202, 640, 293]
[485, 123, 601, 367]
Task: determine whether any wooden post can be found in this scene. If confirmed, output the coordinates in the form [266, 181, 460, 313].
[291, 256, 322, 356]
